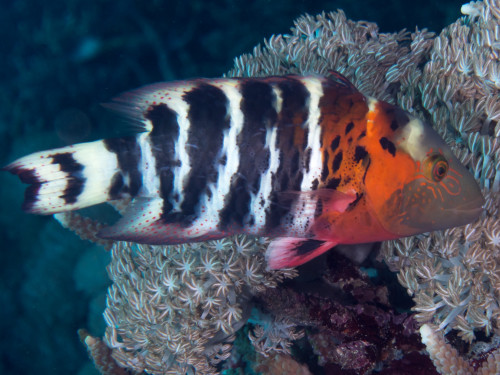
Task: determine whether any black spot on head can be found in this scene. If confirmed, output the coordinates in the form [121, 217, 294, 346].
[394, 109, 410, 128]
[390, 119, 399, 131]
[332, 151, 343, 173]
[345, 121, 354, 135]
[357, 131, 366, 140]
[379, 137, 396, 157]
[330, 135, 341, 152]
[354, 146, 368, 163]
[219, 155, 227, 166]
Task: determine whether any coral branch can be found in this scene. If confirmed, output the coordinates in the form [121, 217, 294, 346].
[78, 329, 130, 375]
[420, 324, 500, 375]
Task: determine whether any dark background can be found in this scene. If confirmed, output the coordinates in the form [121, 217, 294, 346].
[0, 1, 466, 374]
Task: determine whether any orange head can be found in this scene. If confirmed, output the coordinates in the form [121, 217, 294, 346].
[362, 99, 484, 236]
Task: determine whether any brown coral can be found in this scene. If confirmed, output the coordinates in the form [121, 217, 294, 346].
[253, 352, 312, 375]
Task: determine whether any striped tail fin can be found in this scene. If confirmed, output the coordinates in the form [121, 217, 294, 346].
[3, 140, 128, 214]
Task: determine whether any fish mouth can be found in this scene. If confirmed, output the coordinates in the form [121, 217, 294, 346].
[448, 196, 485, 217]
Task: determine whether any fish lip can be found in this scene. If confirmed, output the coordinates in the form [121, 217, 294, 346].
[448, 196, 485, 216]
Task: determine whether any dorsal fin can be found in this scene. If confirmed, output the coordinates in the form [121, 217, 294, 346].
[327, 70, 358, 91]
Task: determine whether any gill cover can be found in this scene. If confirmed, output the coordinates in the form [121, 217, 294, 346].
[365, 107, 484, 237]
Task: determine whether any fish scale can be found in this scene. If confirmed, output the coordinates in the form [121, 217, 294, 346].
[3, 73, 485, 269]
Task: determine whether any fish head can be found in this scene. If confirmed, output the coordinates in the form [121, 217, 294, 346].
[363, 100, 484, 237]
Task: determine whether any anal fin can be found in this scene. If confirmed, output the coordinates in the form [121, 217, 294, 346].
[266, 237, 338, 269]
[98, 197, 227, 244]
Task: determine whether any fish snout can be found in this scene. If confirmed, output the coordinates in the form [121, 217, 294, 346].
[377, 175, 485, 237]
[402, 176, 485, 234]
[447, 194, 485, 219]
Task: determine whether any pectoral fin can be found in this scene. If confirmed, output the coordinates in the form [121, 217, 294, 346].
[277, 188, 357, 218]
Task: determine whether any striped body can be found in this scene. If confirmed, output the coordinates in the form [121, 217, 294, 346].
[4, 74, 484, 268]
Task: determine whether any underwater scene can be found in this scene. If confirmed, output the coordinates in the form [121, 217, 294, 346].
[0, 0, 499, 374]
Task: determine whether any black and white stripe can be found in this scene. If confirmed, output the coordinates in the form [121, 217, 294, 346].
[219, 80, 276, 231]
[265, 77, 313, 234]
[103, 136, 142, 200]
[4, 140, 120, 214]
[287, 78, 324, 236]
[145, 76, 326, 237]
[175, 83, 231, 225]
[247, 82, 282, 233]
[142, 102, 178, 223]
[186, 81, 245, 236]
[6, 76, 328, 241]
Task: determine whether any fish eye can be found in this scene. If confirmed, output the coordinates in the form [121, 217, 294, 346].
[424, 154, 449, 182]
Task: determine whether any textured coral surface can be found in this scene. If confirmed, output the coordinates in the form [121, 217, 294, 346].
[0, 1, 494, 375]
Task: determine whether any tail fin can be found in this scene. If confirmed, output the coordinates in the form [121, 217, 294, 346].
[3, 140, 122, 214]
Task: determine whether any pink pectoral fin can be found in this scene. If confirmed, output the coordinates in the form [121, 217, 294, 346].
[278, 189, 357, 217]
[266, 237, 338, 269]
[316, 188, 357, 213]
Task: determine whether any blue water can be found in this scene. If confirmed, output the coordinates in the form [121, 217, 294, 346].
[0, 1, 466, 374]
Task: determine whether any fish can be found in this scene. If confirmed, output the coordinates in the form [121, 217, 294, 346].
[3, 73, 485, 269]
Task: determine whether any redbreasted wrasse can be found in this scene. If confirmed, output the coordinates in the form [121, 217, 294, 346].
[4, 73, 484, 269]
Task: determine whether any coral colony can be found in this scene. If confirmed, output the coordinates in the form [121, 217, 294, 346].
[47, 1, 500, 374]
